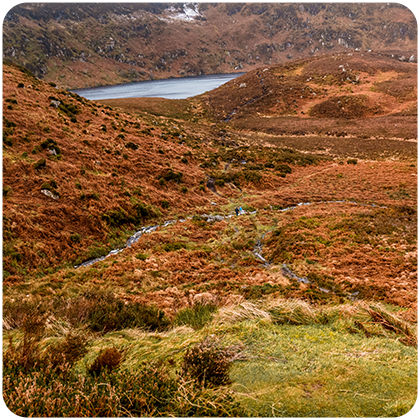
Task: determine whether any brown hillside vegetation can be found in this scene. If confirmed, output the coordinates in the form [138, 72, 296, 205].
[2, 62, 214, 275]
[201, 52, 417, 138]
[3, 53, 417, 312]
[2, 53, 417, 418]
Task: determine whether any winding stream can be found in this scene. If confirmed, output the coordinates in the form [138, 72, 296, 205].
[75, 200, 385, 301]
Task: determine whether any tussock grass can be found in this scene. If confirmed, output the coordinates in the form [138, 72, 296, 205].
[214, 298, 417, 346]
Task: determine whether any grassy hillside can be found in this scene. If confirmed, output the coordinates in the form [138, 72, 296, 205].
[2, 54, 417, 417]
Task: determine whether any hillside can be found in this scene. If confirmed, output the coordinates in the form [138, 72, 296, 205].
[2, 55, 417, 417]
[200, 51, 418, 145]
[3, 2, 417, 89]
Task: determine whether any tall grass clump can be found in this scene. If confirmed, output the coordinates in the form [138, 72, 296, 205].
[174, 303, 217, 330]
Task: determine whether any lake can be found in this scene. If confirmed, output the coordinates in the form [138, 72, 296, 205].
[72, 72, 244, 100]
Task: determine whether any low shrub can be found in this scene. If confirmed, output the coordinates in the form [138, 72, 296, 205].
[3, 185, 12, 197]
[82, 291, 170, 332]
[34, 158, 46, 170]
[161, 169, 183, 183]
[182, 338, 235, 387]
[3, 358, 243, 416]
[70, 233, 82, 243]
[88, 347, 123, 375]
[275, 163, 292, 174]
[161, 241, 187, 252]
[242, 169, 262, 183]
[48, 332, 89, 371]
[102, 203, 155, 227]
[40, 138, 61, 155]
[125, 141, 138, 150]
[135, 252, 148, 261]
[58, 101, 81, 118]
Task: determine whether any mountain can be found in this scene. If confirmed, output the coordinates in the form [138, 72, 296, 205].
[3, 2, 417, 89]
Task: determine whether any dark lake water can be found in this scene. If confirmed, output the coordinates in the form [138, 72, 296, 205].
[72, 72, 244, 100]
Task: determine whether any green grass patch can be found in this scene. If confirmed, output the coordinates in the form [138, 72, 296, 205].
[3, 299, 416, 417]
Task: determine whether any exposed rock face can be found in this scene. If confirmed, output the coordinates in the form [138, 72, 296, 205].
[3, 3, 417, 89]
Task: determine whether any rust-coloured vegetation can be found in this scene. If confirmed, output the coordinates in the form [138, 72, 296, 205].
[2, 52, 417, 417]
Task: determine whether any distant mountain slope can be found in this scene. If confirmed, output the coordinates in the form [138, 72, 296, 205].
[3, 2, 417, 89]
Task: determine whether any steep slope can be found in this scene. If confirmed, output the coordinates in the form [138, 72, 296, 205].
[4, 62, 322, 279]
[3, 2, 417, 89]
[2, 62, 216, 278]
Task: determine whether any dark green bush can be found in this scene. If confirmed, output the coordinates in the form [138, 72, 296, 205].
[161, 169, 183, 183]
[70, 233, 82, 243]
[40, 138, 61, 155]
[135, 253, 148, 261]
[242, 169, 262, 183]
[58, 101, 81, 118]
[3, 185, 12, 197]
[162, 241, 187, 252]
[125, 141, 138, 150]
[101, 202, 154, 227]
[275, 163, 292, 174]
[83, 291, 170, 332]
[34, 158, 46, 170]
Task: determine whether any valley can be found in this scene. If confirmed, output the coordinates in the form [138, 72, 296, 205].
[2, 49, 417, 417]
